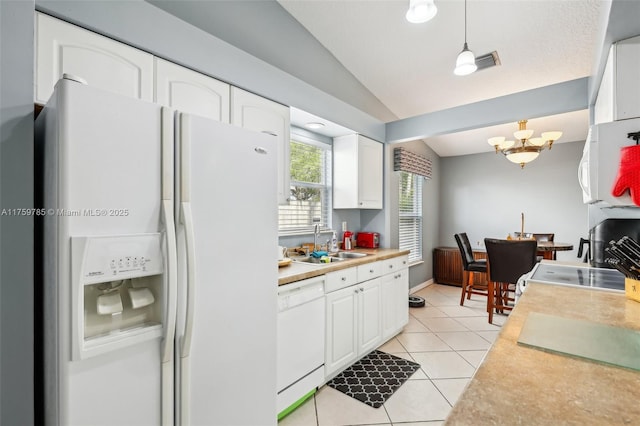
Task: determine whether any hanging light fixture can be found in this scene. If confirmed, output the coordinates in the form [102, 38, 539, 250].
[488, 120, 563, 168]
[454, 0, 477, 76]
[406, 0, 437, 24]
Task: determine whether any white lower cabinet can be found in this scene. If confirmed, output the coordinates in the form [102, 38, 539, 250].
[324, 284, 358, 377]
[325, 274, 382, 379]
[324, 256, 409, 380]
[381, 265, 409, 341]
[357, 278, 383, 354]
[325, 264, 382, 378]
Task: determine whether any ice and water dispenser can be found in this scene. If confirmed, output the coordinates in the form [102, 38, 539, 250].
[71, 234, 165, 360]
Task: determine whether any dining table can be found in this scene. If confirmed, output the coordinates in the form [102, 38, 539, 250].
[535, 241, 574, 260]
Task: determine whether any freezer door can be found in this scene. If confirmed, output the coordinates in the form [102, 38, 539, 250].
[37, 79, 174, 426]
[175, 113, 278, 425]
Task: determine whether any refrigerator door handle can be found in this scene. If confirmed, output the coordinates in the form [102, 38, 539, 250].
[180, 201, 196, 358]
[160, 199, 178, 426]
[161, 110, 177, 363]
[161, 107, 177, 426]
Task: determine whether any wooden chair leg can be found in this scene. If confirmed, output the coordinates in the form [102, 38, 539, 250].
[466, 272, 475, 300]
[487, 279, 494, 324]
[460, 271, 469, 306]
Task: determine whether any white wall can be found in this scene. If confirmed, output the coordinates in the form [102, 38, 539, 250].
[439, 141, 588, 262]
[0, 1, 35, 423]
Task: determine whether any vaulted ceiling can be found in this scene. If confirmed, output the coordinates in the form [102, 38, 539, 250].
[149, 0, 624, 157]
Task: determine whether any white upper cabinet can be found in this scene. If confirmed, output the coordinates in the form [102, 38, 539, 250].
[333, 134, 383, 209]
[594, 35, 640, 124]
[154, 58, 230, 123]
[231, 87, 290, 205]
[35, 12, 154, 104]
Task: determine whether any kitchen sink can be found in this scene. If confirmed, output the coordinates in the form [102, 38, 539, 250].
[293, 256, 345, 264]
[331, 252, 369, 259]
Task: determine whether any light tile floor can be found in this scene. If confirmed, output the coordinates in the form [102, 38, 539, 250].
[279, 283, 506, 426]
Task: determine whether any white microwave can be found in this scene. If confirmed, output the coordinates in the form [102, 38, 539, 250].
[578, 117, 640, 206]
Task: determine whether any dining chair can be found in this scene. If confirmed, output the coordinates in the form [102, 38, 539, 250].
[484, 238, 537, 323]
[454, 233, 488, 306]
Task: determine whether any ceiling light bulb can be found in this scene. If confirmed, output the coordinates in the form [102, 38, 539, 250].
[406, 0, 437, 23]
[305, 122, 325, 129]
[454, 43, 477, 76]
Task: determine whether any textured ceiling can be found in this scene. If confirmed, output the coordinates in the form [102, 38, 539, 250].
[150, 0, 607, 156]
[279, 0, 602, 119]
[279, 0, 604, 155]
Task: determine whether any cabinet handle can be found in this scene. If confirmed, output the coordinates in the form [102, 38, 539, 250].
[261, 130, 277, 137]
[359, 287, 364, 291]
[341, 277, 346, 281]
[369, 269, 374, 273]
[389, 265, 393, 269]
[354, 289, 359, 294]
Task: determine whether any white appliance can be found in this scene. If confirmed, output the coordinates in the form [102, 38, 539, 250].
[578, 117, 640, 206]
[276, 276, 325, 414]
[36, 77, 277, 425]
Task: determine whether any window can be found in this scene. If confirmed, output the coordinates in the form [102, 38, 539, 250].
[278, 133, 332, 234]
[399, 171, 423, 263]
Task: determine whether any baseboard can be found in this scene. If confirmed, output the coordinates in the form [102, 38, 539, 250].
[410, 278, 433, 294]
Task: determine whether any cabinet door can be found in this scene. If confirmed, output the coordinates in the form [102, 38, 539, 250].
[325, 286, 358, 378]
[381, 269, 409, 341]
[381, 273, 397, 340]
[357, 136, 383, 209]
[154, 58, 230, 122]
[231, 87, 290, 205]
[395, 269, 409, 330]
[357, 278, 382, 356]
[35, 13, 153, 104]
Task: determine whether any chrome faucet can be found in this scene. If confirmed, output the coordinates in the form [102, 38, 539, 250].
[314, 223, 321, 252]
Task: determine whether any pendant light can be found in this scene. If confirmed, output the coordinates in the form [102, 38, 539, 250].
[454, 0, 477, 76]
[406, 0, 437, 24]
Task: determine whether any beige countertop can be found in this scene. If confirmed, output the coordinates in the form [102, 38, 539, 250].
[277, 248, 410, 286]
[445, 282, 640, 425]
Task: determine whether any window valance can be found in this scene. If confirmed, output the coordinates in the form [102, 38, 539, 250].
[393, 147, 432, 179]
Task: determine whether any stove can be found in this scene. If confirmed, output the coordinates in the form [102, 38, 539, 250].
[527, 263, 626, 292]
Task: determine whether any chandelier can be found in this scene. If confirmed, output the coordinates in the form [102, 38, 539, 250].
[488, 120, 562, 168]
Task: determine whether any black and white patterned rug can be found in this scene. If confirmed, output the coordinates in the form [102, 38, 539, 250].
[326, 350, 420, 408]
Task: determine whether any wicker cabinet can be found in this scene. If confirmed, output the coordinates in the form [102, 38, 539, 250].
[433, 247, 487, 287]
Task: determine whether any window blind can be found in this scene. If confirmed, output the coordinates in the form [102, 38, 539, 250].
[399, 171, 423, 263]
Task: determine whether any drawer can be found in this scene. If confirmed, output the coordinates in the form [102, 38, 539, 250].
[357, 261, 383, 282]
[382, 255, 409, 275]
[325, 267, 358, 293]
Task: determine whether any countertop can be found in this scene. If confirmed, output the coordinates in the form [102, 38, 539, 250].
[277, 248, 410, 286]
[445, 282, 640, 425]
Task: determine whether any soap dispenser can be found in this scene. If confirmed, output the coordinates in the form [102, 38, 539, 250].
[330, 231, 339, 252]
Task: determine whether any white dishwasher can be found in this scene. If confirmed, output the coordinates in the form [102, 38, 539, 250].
[277, 276, 325, 416]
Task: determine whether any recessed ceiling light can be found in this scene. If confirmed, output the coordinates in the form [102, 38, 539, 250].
[306, 122, 325, 129]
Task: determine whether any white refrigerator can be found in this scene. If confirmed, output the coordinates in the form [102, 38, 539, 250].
[36, 77, 277, 425]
